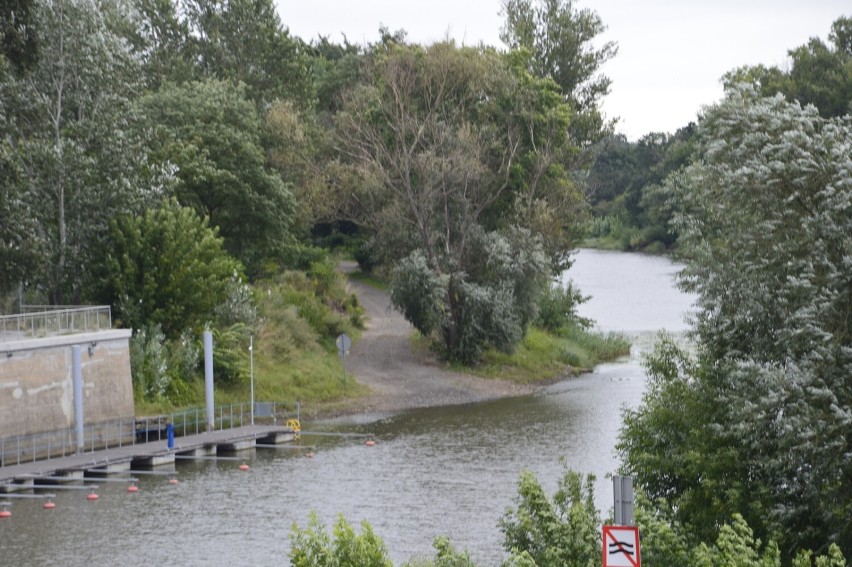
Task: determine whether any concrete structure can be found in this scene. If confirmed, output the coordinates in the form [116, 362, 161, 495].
[0, 328, 135, 460]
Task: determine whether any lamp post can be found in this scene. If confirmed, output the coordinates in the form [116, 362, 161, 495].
[249, 336, 254, 426]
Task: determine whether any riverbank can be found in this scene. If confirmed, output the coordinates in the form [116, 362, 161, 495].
[299, 262, 627, 420]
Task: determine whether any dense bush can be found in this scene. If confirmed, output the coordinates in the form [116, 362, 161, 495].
[535, 282, 591, 332]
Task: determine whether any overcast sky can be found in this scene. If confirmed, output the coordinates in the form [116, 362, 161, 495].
[275, 1, 847, 140]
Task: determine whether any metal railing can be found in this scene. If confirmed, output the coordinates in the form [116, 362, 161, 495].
[0, 306, 112, 342]
[0, 401, 298, 467]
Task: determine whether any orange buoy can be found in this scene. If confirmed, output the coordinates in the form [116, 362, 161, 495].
[127, 484, 139, 493]
[168, 478, 178, 485]
[87, 491, 99, 501]
[43, 500, 56, 510]
[239, 463, 250, 471]
[365, 440, 375, 447]
[0, 509, 11, 518]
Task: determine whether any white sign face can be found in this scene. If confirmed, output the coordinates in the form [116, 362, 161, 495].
[602, 525, 641, 567]
[336, 333, 352, 357]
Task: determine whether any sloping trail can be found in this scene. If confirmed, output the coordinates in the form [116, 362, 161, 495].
[336, 261, 536, 416]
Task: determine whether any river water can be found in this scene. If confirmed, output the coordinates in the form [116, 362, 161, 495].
[0, 250, 695, 566]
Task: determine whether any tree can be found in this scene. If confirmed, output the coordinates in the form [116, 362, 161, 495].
[619, 86, 852, 558]
[139, 80, 296, 277]
[108, 0, 196, 89]
[289, 513, 393, 567]
[0, 137, 43, 293]
[2, 0, 159, 304]
[0, 0, 39, 75]
[104, 198, 244, 339]
[723, 17, 852, 119]
[584, 125, 696, 251]
[335, 42, 582, 361]
[499, 467, 601, 566]
[500, 0, 617, 148]
[390, 228, 550, 363]
[183, 0, 312, 107]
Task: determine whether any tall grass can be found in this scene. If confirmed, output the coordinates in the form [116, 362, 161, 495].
[220, 267, 368, 408]
[472, 326, 630, 383]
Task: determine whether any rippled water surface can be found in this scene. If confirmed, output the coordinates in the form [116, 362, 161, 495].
[0, 250, 695, 566]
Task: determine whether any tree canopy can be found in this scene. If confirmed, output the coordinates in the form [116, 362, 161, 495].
[619, 85, 852, 558]
[139, 80, 296, 277]
[333, 41, 585, 361]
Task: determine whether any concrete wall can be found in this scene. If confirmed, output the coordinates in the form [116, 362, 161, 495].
[0, 330, 135, 441]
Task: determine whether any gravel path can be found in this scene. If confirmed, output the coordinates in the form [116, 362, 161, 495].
[332, 261, 536, 416]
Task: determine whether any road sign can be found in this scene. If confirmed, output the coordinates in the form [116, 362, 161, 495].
[336, 333, 351, 357]
[603, 525, 641, 567]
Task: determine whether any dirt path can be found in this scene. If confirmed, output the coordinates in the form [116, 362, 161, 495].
[332, 261, 536, 416]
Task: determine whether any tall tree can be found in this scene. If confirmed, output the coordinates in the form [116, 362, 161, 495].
[723, 16, 852, 119]
[0, 0, 39, 75]
[335, 42, 583, 361]
[501, 0, 617, 148]
[105, 198, 244, 339]
[619, 86, 852, 558]
[107, 0, 196, 89]
[2, 0, 159, 303]
[139, 80, 296, 277]
[183, 0, 312, 107]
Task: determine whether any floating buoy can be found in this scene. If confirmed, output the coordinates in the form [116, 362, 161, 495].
[127, 483, 139, 493]
[239, 463, 250, 471]
[87, 491, 99, 501]
[43, 500, 56, 510]
[365, 439, 375, 447]
[168, 477, 178, 485]
[0, 509, 11, 518]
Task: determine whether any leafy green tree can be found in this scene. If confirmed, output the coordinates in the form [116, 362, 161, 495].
[500, 0, 617, 148]
[183, 0, 312, 107]
[109, 0, 196, 89]
[335, 41, 583, 361]
[2, 0, 159, 304]
[0, 137, 43, 293]
[499, 467, 601, 567]
[619, 86, 852, 558]
[139, 80, 296, 277]
[104, 198, 244, 339]
[391, 228, 550, 364]
[289, 513, 393, 567]
[585, 125, 696, 251]
[0, 0, 39, 75]
[723, 17, 852, 119]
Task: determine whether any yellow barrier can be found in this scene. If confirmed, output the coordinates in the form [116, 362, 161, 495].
[286, 418, 301, 440]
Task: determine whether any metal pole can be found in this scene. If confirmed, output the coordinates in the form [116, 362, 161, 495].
[72, 345, 84, 453]
[204, 330, 214, 431]
[250, 336, 254, 426]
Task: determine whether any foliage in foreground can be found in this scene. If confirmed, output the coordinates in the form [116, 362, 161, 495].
[288, 467, 846, 566]
[619, 85, 852, 558]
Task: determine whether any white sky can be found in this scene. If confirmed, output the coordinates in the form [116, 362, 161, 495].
[275, 1, 848, 141]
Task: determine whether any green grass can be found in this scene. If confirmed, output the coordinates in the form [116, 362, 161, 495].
[467, 326, 630, 384]
[135, 265, 368, 416]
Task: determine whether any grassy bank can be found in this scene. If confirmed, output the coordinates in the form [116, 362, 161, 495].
[460, 326, 630, 383]
[133, 262, 368, 416]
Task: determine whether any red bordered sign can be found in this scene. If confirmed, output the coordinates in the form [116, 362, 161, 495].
[602, 525, 641, 567]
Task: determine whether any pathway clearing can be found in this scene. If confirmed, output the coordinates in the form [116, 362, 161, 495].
[335, 261, 535, 416]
